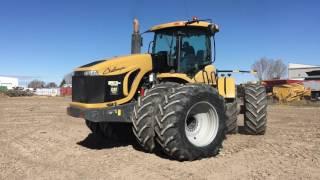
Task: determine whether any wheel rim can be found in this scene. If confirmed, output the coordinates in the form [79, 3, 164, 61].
[185, 101, 219, 147]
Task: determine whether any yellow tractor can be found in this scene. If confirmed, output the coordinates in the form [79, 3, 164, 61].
[67, 18, 267, 161]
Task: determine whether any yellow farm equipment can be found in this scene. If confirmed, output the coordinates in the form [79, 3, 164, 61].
[273, 83, 311, 102]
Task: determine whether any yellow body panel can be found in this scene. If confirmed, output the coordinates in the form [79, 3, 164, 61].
[217, 77, 236, 98]
[123, 68, 139, 96]
[150, 21, 211, 31]
[157, 73, 194, 83]
[75, 54, 151, 76]
[71, 56, 236, 109]
[193, 65, 217, 85]
[157, 64, 237, 99]
[70, 54, 152, 109]
[70, 101, 110, 109]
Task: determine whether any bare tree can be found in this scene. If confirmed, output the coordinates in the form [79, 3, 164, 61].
[28, 80, 45, 89]
[45, 82, 57, 88]
[252, 58, 287, 80]
[251, 58, 270, 80]
[267, 59, 287, 80]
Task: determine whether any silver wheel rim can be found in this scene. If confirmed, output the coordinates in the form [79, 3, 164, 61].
[185, 101, 219, 147]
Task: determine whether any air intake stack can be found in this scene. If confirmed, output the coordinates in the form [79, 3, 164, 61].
[131, 18, 142, 54]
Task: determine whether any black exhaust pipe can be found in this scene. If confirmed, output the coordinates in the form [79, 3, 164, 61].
[131, 18, 142, 54]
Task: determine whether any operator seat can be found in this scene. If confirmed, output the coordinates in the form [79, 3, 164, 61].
[196, 50, 205, 61]
[182, 42, 195, 56]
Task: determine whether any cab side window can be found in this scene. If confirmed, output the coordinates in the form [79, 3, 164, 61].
[180, 32, 210, 74]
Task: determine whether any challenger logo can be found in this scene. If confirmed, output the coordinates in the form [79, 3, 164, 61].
[104, 66, 126, 74]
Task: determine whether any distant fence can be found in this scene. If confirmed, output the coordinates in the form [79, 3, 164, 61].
[60, 87, 72, 96]
[33, 87, 72, 97]
[35, 88, 60, 96]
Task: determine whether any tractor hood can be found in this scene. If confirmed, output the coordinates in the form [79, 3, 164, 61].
[74, 54, 152, 76]
[71, 54, 153, 107]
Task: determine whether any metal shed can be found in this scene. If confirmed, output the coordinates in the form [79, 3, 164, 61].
[288, 63, 320, 80]
[0, 76, 18, 90]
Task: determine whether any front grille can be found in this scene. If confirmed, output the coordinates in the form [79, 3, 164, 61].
[72, 75, 125, 104]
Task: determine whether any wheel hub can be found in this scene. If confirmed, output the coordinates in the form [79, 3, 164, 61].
[185, 101, 219, 147]
[186, 116, 199, 132]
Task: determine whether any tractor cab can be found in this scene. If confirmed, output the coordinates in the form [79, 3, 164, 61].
[149, 19, 219, 75]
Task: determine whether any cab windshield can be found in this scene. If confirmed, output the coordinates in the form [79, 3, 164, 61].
[153, 28, 211, 74]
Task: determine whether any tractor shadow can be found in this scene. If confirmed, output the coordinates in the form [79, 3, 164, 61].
[77, 133, 138, 150]
[77, 133, 170, 159]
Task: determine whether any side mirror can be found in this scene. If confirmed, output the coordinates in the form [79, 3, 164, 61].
[140, 37, 143, 47]
[209, 24, 219, 35]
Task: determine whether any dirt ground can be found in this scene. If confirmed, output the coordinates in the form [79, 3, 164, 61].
[0, 97, 319, 180]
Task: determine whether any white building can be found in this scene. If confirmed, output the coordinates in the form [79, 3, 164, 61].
[288, 63, 320, 80]
[0, 76, 18, 90]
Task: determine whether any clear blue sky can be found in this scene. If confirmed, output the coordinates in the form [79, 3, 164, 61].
[1, 0, 319, 85]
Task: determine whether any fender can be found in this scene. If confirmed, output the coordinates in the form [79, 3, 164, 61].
[217, 77, 236, 98]
[157, 65, 218, 85]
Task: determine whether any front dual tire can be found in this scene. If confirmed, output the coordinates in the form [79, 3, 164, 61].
[155, 84, 226, 161]
[132, 84, 227, 161]
[131, 82, 179, 152]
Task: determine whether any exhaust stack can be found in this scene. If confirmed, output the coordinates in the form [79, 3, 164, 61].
[131, 18, 142, 54]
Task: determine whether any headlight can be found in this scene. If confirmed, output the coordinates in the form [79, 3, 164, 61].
[83, 70, 98, 76]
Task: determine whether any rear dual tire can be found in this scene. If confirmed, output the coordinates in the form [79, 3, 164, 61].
[243, 84, 267, 135]
[225, 101, 238, 134]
